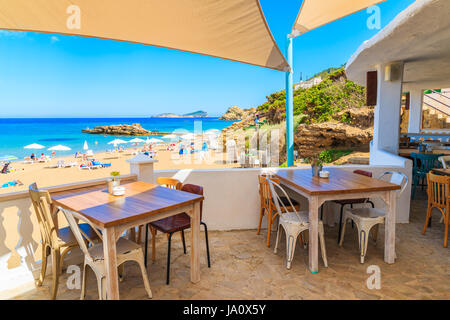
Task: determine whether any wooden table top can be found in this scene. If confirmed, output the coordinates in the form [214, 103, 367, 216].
[51, 181, 204, 228]
[431, 168, 450, 176]
[275, 168, 400, 196]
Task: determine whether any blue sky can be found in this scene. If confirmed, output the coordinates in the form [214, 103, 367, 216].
[0, 0, 414, 118]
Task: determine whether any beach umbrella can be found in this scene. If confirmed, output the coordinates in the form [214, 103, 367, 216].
[83, 140, 89, 151]
[161, 134, 177, 140]
[24, 143, 45, 149]
[205, 129, 220, 133]
[129, 138, 146, 143]
[0, 155, 18, 161]
[181, 133, 195, 140]
[147, 138, 164, 144]
[48, 145, 71, 151]
[108, 139, 127, 145]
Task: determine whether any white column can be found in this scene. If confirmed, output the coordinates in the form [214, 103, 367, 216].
[408, 89, 424, 133]
[372, 62, 404, 157]
[126, 154, 158, 183]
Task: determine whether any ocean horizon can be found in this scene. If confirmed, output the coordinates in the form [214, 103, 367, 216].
[0, 117, 236, 160]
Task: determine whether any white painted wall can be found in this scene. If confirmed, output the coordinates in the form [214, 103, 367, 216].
[408, 89, 424, 133]
[372, 62, 404, 157]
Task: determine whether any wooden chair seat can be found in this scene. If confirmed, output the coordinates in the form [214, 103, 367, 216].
[57, 223, 100, 246]
[150, 213, 191, 234]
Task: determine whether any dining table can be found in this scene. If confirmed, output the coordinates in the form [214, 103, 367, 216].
[431, 168, 450, 176]
[274, 168, 401, 273]
[51, 180, 203, 300]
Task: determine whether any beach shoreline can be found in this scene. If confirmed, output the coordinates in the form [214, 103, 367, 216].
[0, 145, 240, 194]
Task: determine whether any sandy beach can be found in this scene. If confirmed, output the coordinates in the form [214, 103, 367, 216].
[0, 146, 240, 194]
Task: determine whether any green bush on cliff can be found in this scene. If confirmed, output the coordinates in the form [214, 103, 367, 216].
[257, 67, 365, 124]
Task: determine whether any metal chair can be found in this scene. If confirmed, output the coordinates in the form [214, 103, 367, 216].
[438, 155, 450, 169]
[257, 174, 300, 247]
[339, 172, 408, 263]
[29, 183, 99, 299]
[59, 207, 152, 300]
[410, 153, 443, 199]
[267, 177, 328, 270]
[144, 184, 210, 284]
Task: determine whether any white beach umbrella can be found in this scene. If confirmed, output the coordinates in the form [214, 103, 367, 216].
[108, 139, 127, 145]
[83, 140, 89, 151]
[161, 134, 177, 140]
[147, 138, 164, 144]
[129, 138, 146, 143]
[181, 133, 195, 140]
[48, 145, 72, 151]
[24, 143, 45, 149]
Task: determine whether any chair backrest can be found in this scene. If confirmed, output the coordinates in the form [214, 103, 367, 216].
[58, 207, 102, 262]
[410, 153, 443, 173]
[265, 176, 302, 221]
[181, 184, 204, 220]
[353, 169, 372, 178]
[378, 171, 408, 196]
[426, 173, 449, 210]
[29, 183, 58, 246]
[438, 155, 450, 169]
[156, 177, 182, 190]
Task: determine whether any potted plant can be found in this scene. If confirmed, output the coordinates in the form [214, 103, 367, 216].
[108, 171, 120, 194]
[310, 155, 323, 177]
[111, 171, 121, 186]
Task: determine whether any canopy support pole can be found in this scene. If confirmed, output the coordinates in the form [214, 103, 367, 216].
[285, 34, 294, 167]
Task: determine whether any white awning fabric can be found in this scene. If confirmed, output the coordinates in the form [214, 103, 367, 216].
[0, 0, 289, 71]
[291, 0, 386, 36]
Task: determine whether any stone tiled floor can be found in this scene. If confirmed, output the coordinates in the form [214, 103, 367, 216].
[13, 190, 449, 300]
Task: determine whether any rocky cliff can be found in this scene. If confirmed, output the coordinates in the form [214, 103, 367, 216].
[219, 106, 256, 121]
[82, 123, 151, 136]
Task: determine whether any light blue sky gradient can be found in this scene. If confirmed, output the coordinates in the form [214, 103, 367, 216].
[0, 0, 414, 117]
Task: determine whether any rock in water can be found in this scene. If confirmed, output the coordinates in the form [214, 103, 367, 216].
[82, 123, 151, 136]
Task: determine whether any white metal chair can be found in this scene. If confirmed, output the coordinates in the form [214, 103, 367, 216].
[267, 177, 328, 269]
[339, 171, 408, 263]
[59, 207, 152, 300]
[438, 155, 450, 169]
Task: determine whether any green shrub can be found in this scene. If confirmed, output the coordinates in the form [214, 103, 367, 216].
[319, 149, 353, 163]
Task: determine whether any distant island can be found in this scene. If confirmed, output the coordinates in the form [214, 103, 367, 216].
[152, 110, 208, 118]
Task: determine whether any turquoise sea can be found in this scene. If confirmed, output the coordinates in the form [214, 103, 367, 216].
[0, 118, 236, 161]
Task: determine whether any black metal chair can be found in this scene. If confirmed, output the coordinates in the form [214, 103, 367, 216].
[144, 184, 210, 284]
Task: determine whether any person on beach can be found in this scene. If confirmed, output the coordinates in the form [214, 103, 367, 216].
[30, 153, 35, 161]
[255, 111, 260, 126]
[179, 145, 184, 159]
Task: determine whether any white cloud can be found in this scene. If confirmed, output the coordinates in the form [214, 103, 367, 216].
[50, 35, 60, 43]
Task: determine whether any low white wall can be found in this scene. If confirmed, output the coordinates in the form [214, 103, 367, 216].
[0, 165, 412, 298]
[154, 164, 412, 231]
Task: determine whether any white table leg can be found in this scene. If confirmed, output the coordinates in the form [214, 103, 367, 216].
[103, 227, 120, 300]
[384, 190, 397, 264]
[190, 201, 201, 283]
[309, 196, 319, 273]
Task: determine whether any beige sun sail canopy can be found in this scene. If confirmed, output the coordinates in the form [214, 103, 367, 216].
[0, 0, 289, 71]
[292, 0, 387, 36]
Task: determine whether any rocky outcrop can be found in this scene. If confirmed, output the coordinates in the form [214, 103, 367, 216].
[295, 122, 373, 159]
[82, 124, 151, 136]
[220, 106, 256, 121]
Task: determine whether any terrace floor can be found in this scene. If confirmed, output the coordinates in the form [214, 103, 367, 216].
[12, 190, 449, 300]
